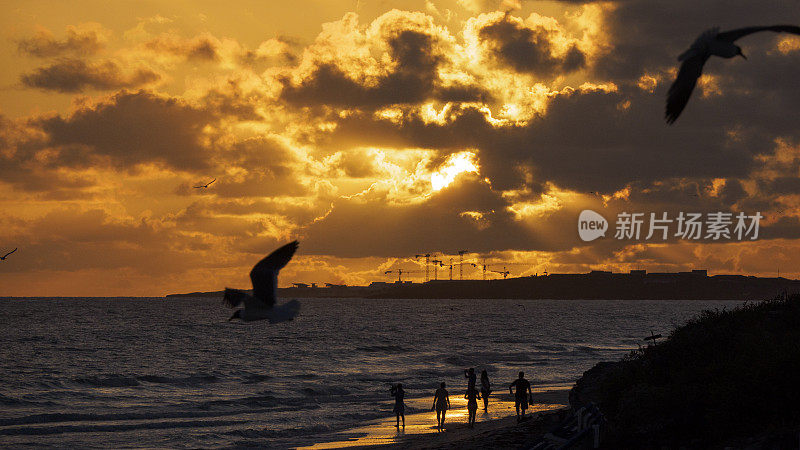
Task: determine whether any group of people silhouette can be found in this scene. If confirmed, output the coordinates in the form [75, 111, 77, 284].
[389, 369, 534, 431]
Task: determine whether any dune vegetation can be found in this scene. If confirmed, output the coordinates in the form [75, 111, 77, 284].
[572, 294, 800, 448]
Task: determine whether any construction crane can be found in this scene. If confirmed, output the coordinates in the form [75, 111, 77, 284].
[444, 258, 477, 280]
[481, 262, 529, 280]
[491, 267, 511, 279]
[457, 250, 468, 280]
[414, 253, 436, 282]
[430, 259, 443, 280]
[439, 259, 476, 280]
[384, 269, 424, 283]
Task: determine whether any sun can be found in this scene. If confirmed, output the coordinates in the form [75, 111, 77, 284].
[431, 151, 480, 191]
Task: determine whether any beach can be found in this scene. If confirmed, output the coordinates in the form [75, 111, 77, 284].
[0, 297, 736, 448]
[301, 387, 570, 449]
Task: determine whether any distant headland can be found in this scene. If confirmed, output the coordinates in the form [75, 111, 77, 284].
[167, 269, 800, 300]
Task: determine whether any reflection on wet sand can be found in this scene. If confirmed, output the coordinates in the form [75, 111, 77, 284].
[300, 387, 568, 449]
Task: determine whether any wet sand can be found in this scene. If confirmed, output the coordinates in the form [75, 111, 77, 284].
[298, 386, 570, 449]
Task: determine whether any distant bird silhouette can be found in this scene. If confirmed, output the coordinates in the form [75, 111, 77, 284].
[666, 25, 800, 124]
[1, 248, 17, 260]
[193, 178, 216, 189]
[224, 241, 301, 323]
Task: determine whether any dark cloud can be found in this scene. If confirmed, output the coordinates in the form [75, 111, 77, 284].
[515, 87, 761, 192]
[17, 24, 107, 58]
[199, 81, 264, 121]
[20, 59, 160, 93]
[290, 6, 800, 205]
[6, 3, 800, 288]
[213, 139, 306, 198]
[476, 14, 586, 76]
[144, 34, 220, 61]
[0, 207, 240, 281]
[760, 216, 800, 240]
[239, 36, 299, 66]
[281, 29, 489, 108]
[301, 176, 536, 257]
[314, 74, 793, 197]
[0, 113, 98, 196]
[759, 177, 800, 196]
[591, 0, 800, 82]
[37, 90, 216, 171]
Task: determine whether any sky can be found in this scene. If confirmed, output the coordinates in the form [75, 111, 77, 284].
[1, 0, 799, 296]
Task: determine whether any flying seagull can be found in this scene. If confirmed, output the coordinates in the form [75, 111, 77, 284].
[193, 178, 216, 189]
[224, 241, 301, 323]
[666, 25, 800, 124]
[1, 248, 17, 260]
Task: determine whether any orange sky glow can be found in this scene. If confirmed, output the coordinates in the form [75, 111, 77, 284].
[2, 0, 800, 295]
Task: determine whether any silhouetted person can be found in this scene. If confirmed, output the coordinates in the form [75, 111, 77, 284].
[464, 367, 476, 389]
[390, 384, 405, 428]
[432, 382, 450, 430]
[480, 370, 491, 412]
[509, 371, 533, 422]
[465, 384, 481, 428]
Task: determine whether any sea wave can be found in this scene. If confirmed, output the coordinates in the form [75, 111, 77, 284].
[196, 394, 279, 409]
[241, 373, 273, 384]
[0, 393, 54, 407]
[223, 423, 334, 440]
[355, 345, 410, 353]
[136, 374, 219, 386]
[300, 386, 351, 397]
[72, 375, 140, 388]
[0, 419, 247, 436]
[0, 409, 249, 427]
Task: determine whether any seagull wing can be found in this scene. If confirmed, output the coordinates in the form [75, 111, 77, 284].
[207, 178, 216, 186]
[249, 241, 299, 308]
[223, 288, 248, 308]
[717, 25, 800, 42]
[2, 248, 17, 258]
[666, 53, 708, 124]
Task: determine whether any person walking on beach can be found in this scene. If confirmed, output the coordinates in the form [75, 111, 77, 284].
[465, 367, 476, 389]
[390, 383, 405, 428]
[509, 371, 533, 422]
[432, 382, 450, 430]
[465, 384, 481, 428]
[480, 370, 491, 412]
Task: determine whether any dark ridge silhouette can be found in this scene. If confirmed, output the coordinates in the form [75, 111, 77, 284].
[169, 271, 800, 300]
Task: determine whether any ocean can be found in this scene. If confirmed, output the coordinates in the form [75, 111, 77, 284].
[0, 297, 737, 448]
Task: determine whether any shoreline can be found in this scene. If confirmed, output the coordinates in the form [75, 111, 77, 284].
[297, 387, 570, 449]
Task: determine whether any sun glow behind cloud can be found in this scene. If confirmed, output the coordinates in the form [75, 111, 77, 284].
[430, 151, 479, 191]
[5, 1, 800, 296]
